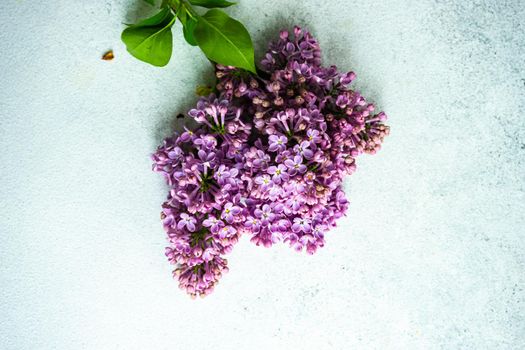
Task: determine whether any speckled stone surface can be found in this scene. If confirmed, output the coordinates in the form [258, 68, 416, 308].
[1, 0, 524, 349]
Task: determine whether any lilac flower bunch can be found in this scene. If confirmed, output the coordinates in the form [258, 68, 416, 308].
[153, 27, 389, 298]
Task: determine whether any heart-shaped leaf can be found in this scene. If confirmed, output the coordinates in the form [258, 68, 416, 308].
[121, 8, 176, 67]
[194, 9, 255, 73]
[188, 0, 235, 8]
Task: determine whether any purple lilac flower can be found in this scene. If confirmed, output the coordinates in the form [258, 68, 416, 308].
[194, 134, 217, 149]
[267, 164, 289, 184]
[284, 155, 307, 176]
[152, 26, 389, 297]
[244, 216, 261, 232]
[175, 256, 229, 298]
[221, 202, 241, 224]
[292, 217, 312, 233]
[294, 141, 314, 159]
[306, 129, 321, 144]
[202, 247, 216, 262]
[254, 204, 275, 225]
[217, 225, 237, 239]
[177, 213, 197, 232]
[203, 216, 224, 233]
[254, 174, 273, 191]
[214, 164, 238, 185]
[268, 134, 288, 152]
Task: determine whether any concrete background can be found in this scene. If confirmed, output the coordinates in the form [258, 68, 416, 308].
[1, 0, 524, 349]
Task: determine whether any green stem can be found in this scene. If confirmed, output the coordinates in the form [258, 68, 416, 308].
[167, 0, 198, 20]
[182, 1, 198, 20]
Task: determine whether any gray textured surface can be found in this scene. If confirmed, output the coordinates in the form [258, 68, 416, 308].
[1, 0, 524, 349]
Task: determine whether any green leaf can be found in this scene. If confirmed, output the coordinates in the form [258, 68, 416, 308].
[183, 17, 198, 46]
[121, 8, 176, 67]
[188, 0, 235, 8]
[142, 0, 156, 5]
[176, 4, 189, 26]
[127, 7, 173, 27]
[176, 5, 199, 46]
[194, 9, 255, 72]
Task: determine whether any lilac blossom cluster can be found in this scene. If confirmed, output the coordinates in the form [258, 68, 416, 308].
[152, 27, 389, 298]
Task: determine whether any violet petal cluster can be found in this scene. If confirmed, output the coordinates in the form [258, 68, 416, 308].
[152, 27, 389, 298]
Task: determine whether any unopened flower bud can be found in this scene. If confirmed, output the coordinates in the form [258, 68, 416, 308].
[226, 122, 238, 134]
[238, 82, 247, 93]
[193, 247, 202, 257]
